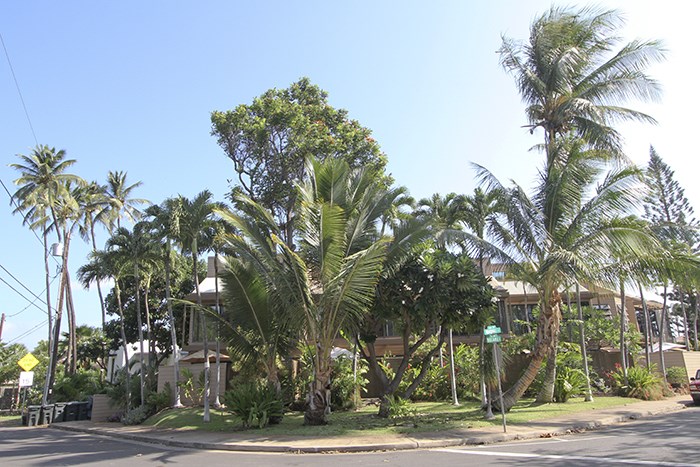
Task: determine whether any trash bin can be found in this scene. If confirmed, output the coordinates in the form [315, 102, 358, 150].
[76, 401, 89, 421]
[25, 405, 41, 426]
[53, 402, 68, 423]
[41, 404, 54, 425]
[64, 402, 79, 422]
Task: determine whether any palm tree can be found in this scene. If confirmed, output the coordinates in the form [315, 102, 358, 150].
[101, 170, 149, 231]
[177, 190, 225, 422]
[78, 249, 133, 410]
[498, 6, 664, 158]
[475, 139, 660, 411]
[143, 199, 185, 407]
[76, 182, 111, 329]
[10, 145, 82, 401]
[221, 157, 403, 425]
[106, 225, 160, 407]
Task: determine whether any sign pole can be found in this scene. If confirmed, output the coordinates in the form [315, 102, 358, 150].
[493, 342, 507, 433]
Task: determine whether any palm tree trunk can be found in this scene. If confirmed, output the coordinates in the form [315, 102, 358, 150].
[90, 224, 107, 330]
[501, 291, 561, 412]
[115, 279, 131, 411]
[213, 253, 222, 408]
[305, 346, 332, 425]
[638, 284, 652, 370]
[576, 282, 593, 401]
[134, 264, 146, 407]
[192, 246, 210, 422]
[41, 230, 53, 406]
[695, 292, 699, 351]
[619, 280, 627, 382]
[659, 284, 668, 385]
[164, 243, 183, 407]
[47, 261, 68, 403]
[448, 328, 459, 406]
[144, 276, 155, 390]
[680, 287, 690, 351]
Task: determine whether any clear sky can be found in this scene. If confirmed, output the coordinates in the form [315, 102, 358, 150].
[1, 1, 697, 349]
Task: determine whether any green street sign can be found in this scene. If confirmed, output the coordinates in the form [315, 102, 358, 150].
[486, 334, 502, 344]
[484, 326, 502, 336]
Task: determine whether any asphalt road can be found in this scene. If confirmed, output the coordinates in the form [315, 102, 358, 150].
[1, 406, 698, 466]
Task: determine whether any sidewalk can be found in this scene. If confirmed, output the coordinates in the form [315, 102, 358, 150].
[51, 395, 693, 453]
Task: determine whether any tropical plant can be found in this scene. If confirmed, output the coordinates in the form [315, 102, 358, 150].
[611, 364, 664, 400]
[176, 190, 225, 422]
[554, 367, 588, 402]
[219, 157, 404, 425]
[101, 170, 149, 231]
[474, 138, 660, 411]
[223, 381, 284, 428]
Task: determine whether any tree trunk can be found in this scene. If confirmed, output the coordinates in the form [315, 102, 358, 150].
[448, 328, 459, 406]
[659, 284, 668, 385]
[619, 280, 627, 382]
[90, 224, 107, 330]
[144, 276, 155, 391]
[536, 342, 557, 403]
[695, 292, 699, 351]
[115, 280, 131, 411]
[134, 264, 146, 407]
[680, 287, 690, 351]
[193, 246, 210, 422]
[501, 290, 561, 412]
[305, 350, 332, 425]
[213, 253, 222, 408]
[576, 282, 593, 401]
[41, 230, 53, 406]
[639, 286, 652, 371]
[164, 243, 183, 407]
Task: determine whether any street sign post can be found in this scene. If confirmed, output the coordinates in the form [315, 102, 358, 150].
[486, 334, 502, 344]
[484, 325, 506, 433]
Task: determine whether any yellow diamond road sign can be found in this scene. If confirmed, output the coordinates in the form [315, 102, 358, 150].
[18, 353, 39, 372]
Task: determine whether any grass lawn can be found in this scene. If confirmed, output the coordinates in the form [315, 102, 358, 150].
[146, 396, 639, 436]
[0, 415, 21, 427]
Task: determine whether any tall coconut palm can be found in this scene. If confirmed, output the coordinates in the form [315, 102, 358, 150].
[76, 182, 111, 329]
[475, 139, 660, 411]
[143, 199, 185, 407]
[499, 6, 664, 159]
[10, 145, 82, 401]
[177, 190, 225, 422]
[220, 157, 404, 425]
[101, 170, 149, 231]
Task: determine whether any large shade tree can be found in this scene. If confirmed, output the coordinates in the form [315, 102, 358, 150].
[211, 77, 388, 247]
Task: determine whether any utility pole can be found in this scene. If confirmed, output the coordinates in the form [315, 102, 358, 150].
[0, 313, 5, 341]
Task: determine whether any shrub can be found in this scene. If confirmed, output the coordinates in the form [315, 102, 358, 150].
[611, 365, 664, 400]
[53, 369, 106, 402]
[385, 395, 416, 418]
[666, 367, 688, 388]
[105, 369, 141, 410]
[330, 355, 368, 411]
[121, 405, 151, 425]
[146, 383, 172, 414]
[554, 367, 588, 402]
[223, 381, 284, 428]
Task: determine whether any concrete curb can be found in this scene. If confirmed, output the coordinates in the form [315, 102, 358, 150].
[50, 399, 690, 454]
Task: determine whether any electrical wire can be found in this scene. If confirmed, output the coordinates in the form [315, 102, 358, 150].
[0, 275, 49, 316]
[6, 320, 47, 344]
[0, 262, 48, 307]
[0, 31, 38, 145]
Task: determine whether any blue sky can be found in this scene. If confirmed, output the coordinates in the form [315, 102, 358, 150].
[1, 1, 697, 348]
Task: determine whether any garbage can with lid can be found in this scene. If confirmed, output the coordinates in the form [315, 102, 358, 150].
[24, 405, 41, 426]
[64, 402, 79, 422]
[40, 404, 54, 425]
[76, 401, 89, 421]
[53, 402, 68, 423]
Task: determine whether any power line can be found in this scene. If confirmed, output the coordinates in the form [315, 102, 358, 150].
[0, 31, 38, 146]
[0, 275, 49, 316]
[6, 319, 47, 344]
[0, 262, 48, 307]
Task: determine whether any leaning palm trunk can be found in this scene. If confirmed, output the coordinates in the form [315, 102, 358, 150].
[680, 288, 690, 351]
[501, 290, 561, 412]
[41, 230, 53, 406]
